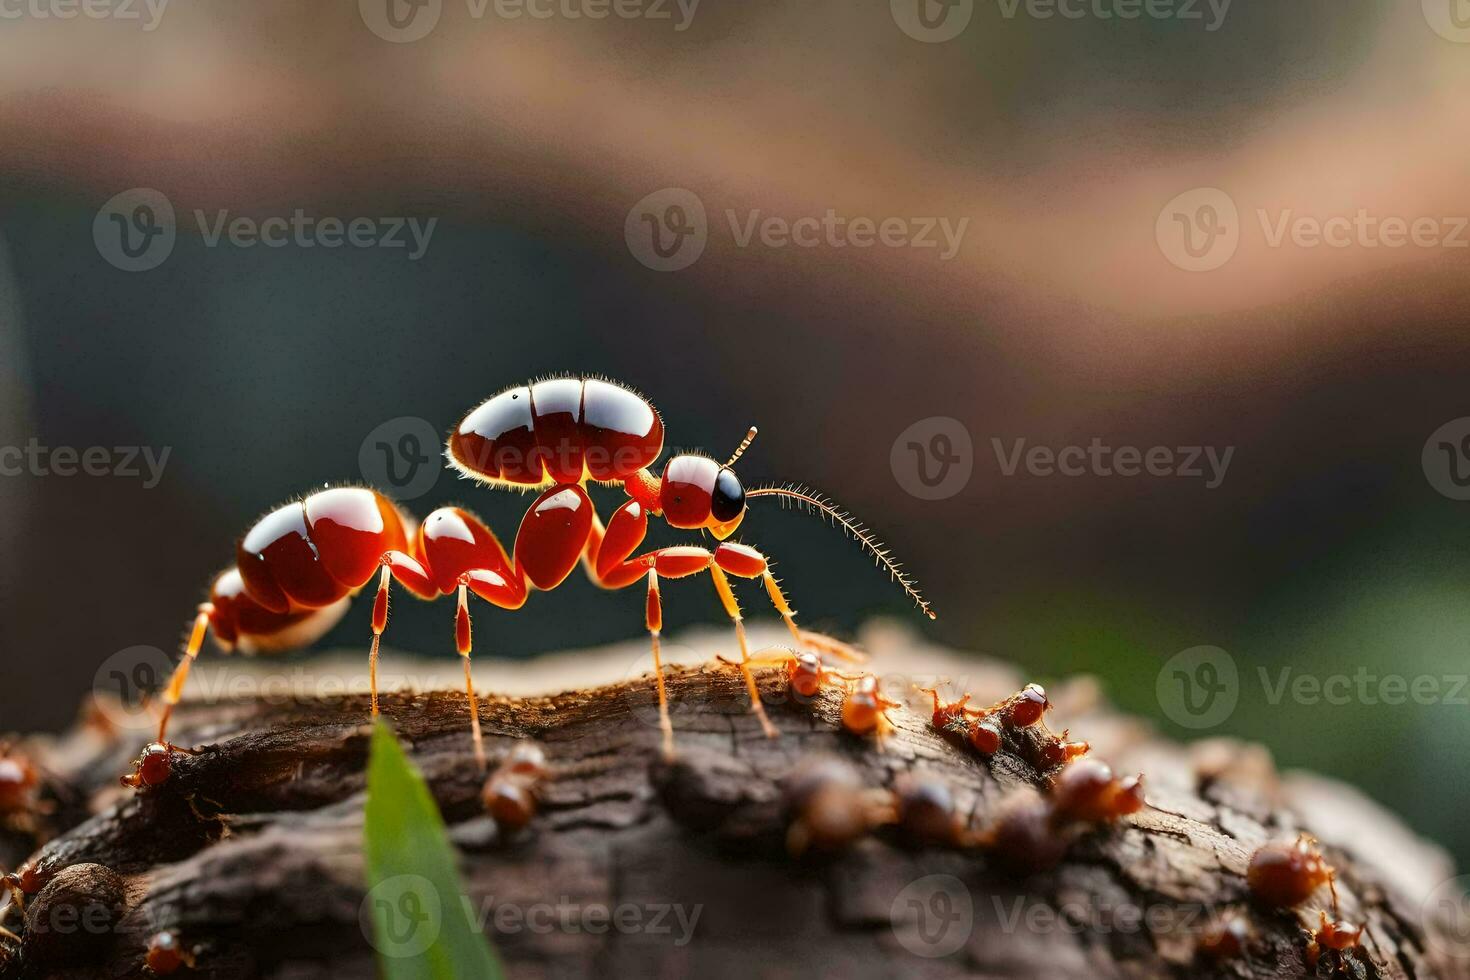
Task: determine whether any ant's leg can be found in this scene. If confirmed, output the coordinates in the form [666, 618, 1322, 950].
[644, 570, 675, 761]
[454, 582, 487, 771]
[707, 565, 779, 739]
[457, 566, 530, 770]
[591, 545, 729, 752]
[156, 604, 214, 744]
[716, 544, 865, 663]
[367, 551, 437, 718]
[368, 566, 391, 717]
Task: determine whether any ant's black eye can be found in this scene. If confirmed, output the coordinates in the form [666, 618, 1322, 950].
[711, 468, 745, 523]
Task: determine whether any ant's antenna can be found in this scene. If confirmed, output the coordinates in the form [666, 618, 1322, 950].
[745, 484, 936, 620]
[725, 426, 758, 467]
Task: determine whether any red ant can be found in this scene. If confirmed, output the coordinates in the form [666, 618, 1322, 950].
[1247, 834, 1337, 910]
[722, 631, 866, 700]
[136, 377, 935, 778]
[782, 757, 897, 856]
[144, 930, 198, 975]
[0, 862, 44, 945]
[1048, 758, 1144, 825]
[0, 742, 53, 838]
[840, 675, 904, 740]
[1196, 911, 1252, 961]
[732, 643, 902, 741]
[1247, 835, 1370, 972]
[1305, 910, 1365, 972]
[919, 684, 1086, 763]
[481, 741, 550, 834]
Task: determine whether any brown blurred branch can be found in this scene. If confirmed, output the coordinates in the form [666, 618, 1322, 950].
[1, 630, 1465, 979]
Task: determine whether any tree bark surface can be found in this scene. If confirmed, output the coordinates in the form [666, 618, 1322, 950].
[2, 623, 1465, 980]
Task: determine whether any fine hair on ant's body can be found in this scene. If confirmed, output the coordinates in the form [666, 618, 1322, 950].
[134, 376, 936, 783]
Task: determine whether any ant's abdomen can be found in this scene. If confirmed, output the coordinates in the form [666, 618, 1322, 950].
[233, 487, 412, 613]
[448, 377, 663, 486]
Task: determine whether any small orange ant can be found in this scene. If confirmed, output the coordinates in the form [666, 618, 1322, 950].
[121, 741, 200, 790]
[840, 675, 903, 739]
[893, 772, 964, 846]
[1247, 834, 1337, 910]
[782, 757, 897, 856]
[481, 741, 550, 835]
[0, 742, 52, 838]
[721, 630, 866, 701]
[0, 862, 45, 945]
[728, 640, 902, 742]
[919, 683, 1086, 765]
[132, 377, 936, 782]
[1196, 912, 1252, 961]
[1305, 909, 1365, 972]
[144, 930, 198, 975]
[1048, 758, 1145, 826]
[970, 789, 1070, 876]
[1247, 835, 1371, 972]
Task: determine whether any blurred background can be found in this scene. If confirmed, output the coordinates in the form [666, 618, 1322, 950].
[2, 0, 1469, 865]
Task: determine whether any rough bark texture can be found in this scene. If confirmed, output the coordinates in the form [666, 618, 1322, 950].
[1, 623, 1466, 980]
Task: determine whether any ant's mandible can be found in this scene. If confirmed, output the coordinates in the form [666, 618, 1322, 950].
[137, 377, 935, 777]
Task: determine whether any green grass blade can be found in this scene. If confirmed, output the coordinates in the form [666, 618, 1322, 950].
[362, 720, 505, 980]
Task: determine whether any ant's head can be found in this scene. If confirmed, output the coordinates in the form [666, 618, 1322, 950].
[658, 427, 756, 539]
